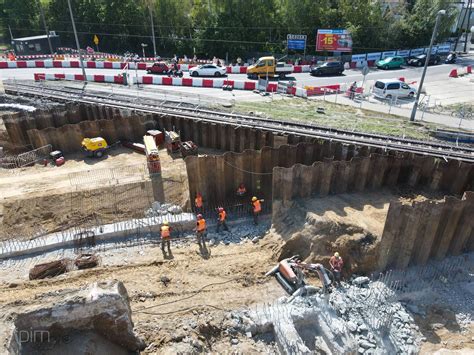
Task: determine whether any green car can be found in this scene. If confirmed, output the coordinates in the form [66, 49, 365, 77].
[376, 56, 405, 70]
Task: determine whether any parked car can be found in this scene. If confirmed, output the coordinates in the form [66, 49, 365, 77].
[189, 64, 227, 77]
[147, 62, 170, 74]
[372, 79, 417, 100]
[407, 54, 441, 67]
[376, 56, 405, 70]
[310, 62, 344, 76]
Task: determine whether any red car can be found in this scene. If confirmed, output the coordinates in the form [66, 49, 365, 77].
[146, 62, 170, 75]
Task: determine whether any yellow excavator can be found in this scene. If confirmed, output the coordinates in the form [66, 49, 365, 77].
[81, 137, 109, 158]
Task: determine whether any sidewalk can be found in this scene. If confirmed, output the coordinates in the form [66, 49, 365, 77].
[310, 94, 474, 131]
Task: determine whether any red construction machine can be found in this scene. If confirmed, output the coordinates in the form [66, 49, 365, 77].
[266, 255, 332, 296]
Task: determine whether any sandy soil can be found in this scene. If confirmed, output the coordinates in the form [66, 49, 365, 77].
[0, 238, 285, 353]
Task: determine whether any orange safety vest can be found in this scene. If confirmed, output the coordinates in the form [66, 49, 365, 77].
[219, 210, 226, 221]
[253, 200, 261, 213]
[195, 196, 203, 208]
[161, 225, 170, 238]
[197, 218, 206, 231]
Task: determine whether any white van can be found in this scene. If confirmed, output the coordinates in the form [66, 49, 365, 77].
[372, 79, 416, 100]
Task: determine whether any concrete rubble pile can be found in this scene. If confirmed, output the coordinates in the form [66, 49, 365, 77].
[0, 280, 145, 354]
[231, 277, 422, 354]
[145, 201, 183, 217]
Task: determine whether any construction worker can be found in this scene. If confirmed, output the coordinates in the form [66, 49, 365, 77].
[160, 220, 172, 255]
[251, 196, 263, 225]
[329, 252, 344, 286]
[216, 207, 229, 233]
[195, 214, 207, 246]
[194, 192, 203, 214]
[236, 183, 247, 196]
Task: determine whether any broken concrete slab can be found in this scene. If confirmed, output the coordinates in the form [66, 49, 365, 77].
[1, 279, 145, 354]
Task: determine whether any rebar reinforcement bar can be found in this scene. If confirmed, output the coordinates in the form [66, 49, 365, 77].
[5, 81, 474, 163]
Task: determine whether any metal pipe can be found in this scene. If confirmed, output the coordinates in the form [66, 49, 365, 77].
[410, 10, 446, 121]
[67, 0, 87, 81]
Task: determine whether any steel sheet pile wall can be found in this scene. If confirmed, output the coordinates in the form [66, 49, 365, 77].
[378, 192, 474, 269]
[272, 154, 473, 200]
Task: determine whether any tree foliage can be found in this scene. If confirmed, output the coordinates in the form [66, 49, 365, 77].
[1, 0, 460, 57]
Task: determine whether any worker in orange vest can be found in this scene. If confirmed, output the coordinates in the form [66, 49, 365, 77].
[160, 220, 172, 255]
[251, 196, 263, 225]
[194, 192, 203, 214]
[236, 183, 247, 196]
[195, 214, 207, 246]
[216, 207, 229, 233]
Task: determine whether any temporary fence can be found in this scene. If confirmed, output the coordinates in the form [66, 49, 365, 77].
[0, 144, 52, 169]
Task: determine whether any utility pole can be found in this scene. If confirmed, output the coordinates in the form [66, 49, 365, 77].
[37, 0, 54, 55]
[464, 0, 473, 52]
[8, 25, 13, 40]
[410, 10, 446, 122]
[149, 4, 157, 58]
[67, 0, 87, 81]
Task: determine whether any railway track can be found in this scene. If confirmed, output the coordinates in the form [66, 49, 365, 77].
[4, 81, 474, 163]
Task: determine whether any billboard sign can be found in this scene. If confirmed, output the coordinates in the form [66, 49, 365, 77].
[437, 44, 451, 53]
[382, 51, 396, 59]
[316, 29, 352, 52]
[367, 52, 382, 61]
[410, 48, 424, 56]
[287, 34, 307, 51]
[396, 49, 410, 57]
[351, 54, 367, 61]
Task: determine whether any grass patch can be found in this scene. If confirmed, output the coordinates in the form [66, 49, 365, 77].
[228, 98, 441, 140]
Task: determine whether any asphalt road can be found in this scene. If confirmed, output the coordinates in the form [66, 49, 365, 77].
[0, 60, 470, 88]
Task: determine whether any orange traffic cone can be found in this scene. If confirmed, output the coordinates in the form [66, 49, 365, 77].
[449, 69, 458, 78]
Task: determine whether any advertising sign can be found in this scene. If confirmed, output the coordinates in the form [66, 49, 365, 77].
[351, 54, 367, 61]
[382, 51, 396, 59]
[437, 44, 451, 53]
[287, 34, 307, 51]
[367, 52, 382, 61]
[396, 49, 410, 57]
[316, 29, 352, 52]
[410, 48, 424, 56]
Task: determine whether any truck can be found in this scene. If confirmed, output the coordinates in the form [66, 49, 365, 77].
[246, 56, 294, 79]
[143, 135, 161, 174]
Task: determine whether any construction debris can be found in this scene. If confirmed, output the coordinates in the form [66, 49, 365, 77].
[28, 259, 68, 280]
[1, 280, 145, 354]
[145, 201, 183, 217]
[74, 253, 100, 269]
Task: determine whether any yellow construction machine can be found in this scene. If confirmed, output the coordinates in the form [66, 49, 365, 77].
[81, 137, 109, 158]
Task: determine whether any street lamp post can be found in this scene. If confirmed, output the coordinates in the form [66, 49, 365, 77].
[410, 10, 446, 122]
[67, 0, 87, 82]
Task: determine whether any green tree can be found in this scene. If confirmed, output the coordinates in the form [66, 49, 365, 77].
[2, 0, 39, 38]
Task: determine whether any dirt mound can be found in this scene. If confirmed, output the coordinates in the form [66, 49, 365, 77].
[270, 193, 390, 275]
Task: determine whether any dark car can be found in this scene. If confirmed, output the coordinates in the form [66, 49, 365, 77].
[407, 54, 441, 67]
[147, 62, 170, 74]
[310, 62, 344, 76]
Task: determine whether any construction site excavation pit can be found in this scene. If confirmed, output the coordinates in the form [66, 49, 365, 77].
[0, 96, 473, 354]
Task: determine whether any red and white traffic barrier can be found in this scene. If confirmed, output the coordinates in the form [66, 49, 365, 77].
[305, 84, 341, 96]
[34, 73, 125, 84]
[292, 65, 311, 73]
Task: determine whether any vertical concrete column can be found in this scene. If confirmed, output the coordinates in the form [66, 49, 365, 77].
[261, 147, 273, 201]
[330, 161, 344, 194]
[407, 156, 424, 187]
[272, 167, 283, 200]
[233, 152, 245, 197]
[248, 129, 257, 150]
[286, 145, 298, 168]
[200, 122, 209, 148]
[377, 201, 405, 270]
[300, 165, 313, 198]
[272, 134, 288, 148]
[439, 160, 458, 192]
[223, 152, 237, 201]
